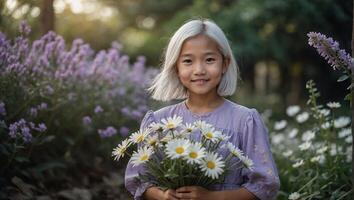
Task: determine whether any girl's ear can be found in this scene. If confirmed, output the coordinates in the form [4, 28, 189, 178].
[222, 57, 230, 74]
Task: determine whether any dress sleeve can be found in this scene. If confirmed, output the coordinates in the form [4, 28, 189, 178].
[240, 109, 280, 200]
[125, 110, 155, 200]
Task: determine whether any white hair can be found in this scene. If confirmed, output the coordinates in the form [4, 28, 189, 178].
[148, 19, 238, 101]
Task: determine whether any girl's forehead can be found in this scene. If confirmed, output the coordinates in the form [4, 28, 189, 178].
[180, 35, 221, 55]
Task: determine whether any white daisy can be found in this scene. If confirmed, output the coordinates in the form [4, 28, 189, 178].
[321, 122, 330, 130]
[161, 115, 183, 131]
[146, 134, 159, 147]
[112, 139, 131, 161]
[218, 134, 231, 142]
[227, 142, 244, 158]
[286, 105, 300, 117]
[181, 123, 197, 135]
[160, 133, 173, 143]
[299, 141, 311, 151]
[184, 142, 206, 164]
[201, 127, 222, 143]
[292, 160, 304, 168]
[338, 128, 351, 138]
[288, 192, 301, 200]
[345, 135, 352, 143]
[165, 139, 190, 159]
[274, 120, 287, 130]
[301, 130, 315, 141]
[334, 116, 351, 128]
[310, 155, 321, 163]
[296, 112, 309, 123]
[200, 152, 225, 180]
[272, 134, 285, 145]
[319, 109, 330, 117]
[316, 146, 328, 154]
[327, 102, 341, 108]
[282, 150, 293, 157]
[149, 122, 164, 132]
[239, 155, 254, 171]
[193, 120, 212, 130]
[129, 128, 151, 144]
[288, 128, 298, 138]
[130, 146, 154, 167]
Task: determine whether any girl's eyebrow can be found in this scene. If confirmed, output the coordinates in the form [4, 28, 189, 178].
[180, 51, 219, 57]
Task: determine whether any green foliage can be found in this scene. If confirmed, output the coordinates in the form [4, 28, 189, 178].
[268, 80, 352, 199]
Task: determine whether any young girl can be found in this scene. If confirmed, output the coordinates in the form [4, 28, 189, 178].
[125, 19, 280, 200]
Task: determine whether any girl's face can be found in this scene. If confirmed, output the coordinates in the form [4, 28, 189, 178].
[176, 34, 228, 98]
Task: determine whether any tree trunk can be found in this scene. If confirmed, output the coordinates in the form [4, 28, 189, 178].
[40, 0, 55, 34]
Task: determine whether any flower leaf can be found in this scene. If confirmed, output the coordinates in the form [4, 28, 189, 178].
[337, 75, 349, 82]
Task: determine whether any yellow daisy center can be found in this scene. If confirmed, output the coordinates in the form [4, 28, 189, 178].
[137, 135, 144, 142]
[149, 140, 157, 146]
[207, 161, 215, 169]
[187, 128, 192, 132]
[167, 123, 175, 129]
[140, 154, 149, 161]
[189, 152, 198, 159]
[206, 132, 213, 138]
[175, 147, 184, 154]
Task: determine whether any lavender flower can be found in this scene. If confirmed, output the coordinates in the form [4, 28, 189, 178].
[98, 126, 117, 138]
[307, 32, 353, 71]
[0, 102, 6, 116]
[119, 126, 130, 137]
[19, 21, 31, 36]
[30, 107, 38, 117]
[94, 105, 104, 114]
[82, 116, 92, 125]
[38, 102, 48, 110]
[37, 123, 47, 132]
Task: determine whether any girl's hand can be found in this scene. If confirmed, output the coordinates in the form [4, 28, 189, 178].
[144, 187, 179, 200]
[161, 189, 179, 200]
[176, 186, 215, 200]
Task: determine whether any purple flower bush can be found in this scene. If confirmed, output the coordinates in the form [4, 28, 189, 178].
[0, 21, 158, 182]
[307, 32, 353, 72]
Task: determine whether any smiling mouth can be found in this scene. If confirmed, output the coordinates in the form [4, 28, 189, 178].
[191, 79, 210, 82]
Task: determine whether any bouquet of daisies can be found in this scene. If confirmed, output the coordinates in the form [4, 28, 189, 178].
[112, 115, 254, 190]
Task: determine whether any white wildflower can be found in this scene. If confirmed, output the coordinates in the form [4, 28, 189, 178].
[296, 112, 309, 123]
[286, 105, 300, 117]
[165, 139, 190, 159]
[292, 160, 304, 168]
[288, 128, 298, 138]
[338, 128, 351, 138]
[345, 135, 352, 144]
[334, 117, 351, 128]
[200, 152, 225, 180]
[288, 192, 301, 200]
[130, 146, 154, 167]
[282, 150, 293, 157]
[327, 102, 341, 108]
[299, 141, 311, 151]
[161, 115, 183, 131]
[301, 130, 315, 141]
[274, 120, 287, 130]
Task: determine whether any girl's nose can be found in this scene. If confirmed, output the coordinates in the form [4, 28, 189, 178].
[193, 62, 206, 75]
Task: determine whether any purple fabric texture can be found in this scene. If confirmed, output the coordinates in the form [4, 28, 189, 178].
[125, 99, 280, 200]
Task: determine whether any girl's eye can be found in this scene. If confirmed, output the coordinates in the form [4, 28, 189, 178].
[206, 57, 216, 63]
[182, 59, 192, 64]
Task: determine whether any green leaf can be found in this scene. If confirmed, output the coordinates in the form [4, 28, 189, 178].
[14, 156, 29, 163]
[337, 74, 349, 82]
[32, 161, 66, 173]
[344, 93, 352, 101]
[0, 144, 10, 155]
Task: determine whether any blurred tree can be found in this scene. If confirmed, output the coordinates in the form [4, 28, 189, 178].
[40, 0, 55, 34]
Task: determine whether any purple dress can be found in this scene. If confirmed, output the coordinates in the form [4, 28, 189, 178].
[125, 99, 280, 200]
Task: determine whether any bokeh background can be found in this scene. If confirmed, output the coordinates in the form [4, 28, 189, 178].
[0, 0, 352, 199]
